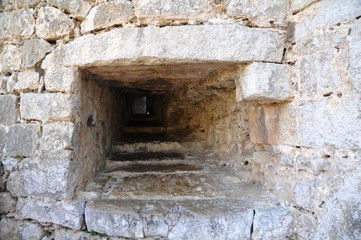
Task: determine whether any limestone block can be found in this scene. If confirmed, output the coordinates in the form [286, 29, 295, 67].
[85, 200, 144, 238]
[43, 24, 286, 69]
[14, 70, 40, 93]
[8, 158, 77, 198]
[47, 0, 91, 19]
[81, 0, 133, 33]
[0, 217, 46, 240]
[0, 9, 35, 40]
[0, 45, 21, 72]
[294, 0, 361, 41]
[20, 93, 74, 123]
[252, 207, 293, 239]
[5, 124, 39, 157]
[36, 6, 74, 40]
[296, 49, 342, 96]
[1, 158, 19, 172]
[240, 62, 293, 102]
[227, 0, 288, 26]
[20, 38, 52, 69]
[0, 94, 17, 125]
[298, 95, 361, 149]
[0, 192, 16, 213]
[39, 122, 77, 160]
[44, 67, 79, 93]
[135, 0, 208, 19]
[252, 151, 271, 165]
[54, 227, 111, 240]
[349, 19, 361, 92]
[17, 198, 85, 230]
[249, 104, 298, 145]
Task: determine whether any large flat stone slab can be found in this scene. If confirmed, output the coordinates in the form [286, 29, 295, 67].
[85, 199, 255, 239]
[42, 24, 286, 69]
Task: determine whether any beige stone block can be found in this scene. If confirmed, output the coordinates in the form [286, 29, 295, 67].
[81, 0, 133, 33]
[14, 70, 40, 93]
[0, 9, 35, 40]
[45, 67, 79, 93]
[36, 6, 74, 40]
[47, 0, 91, 19]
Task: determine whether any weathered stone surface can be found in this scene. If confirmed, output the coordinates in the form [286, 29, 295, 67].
[47, 0, 91, 19]
[81, 0, 133, 33]
[44, 67, 79, 92]
[5, 124, 39, 157]
[0, 9, 35, 40]
[298, 95, 361, 149]
[349, 19, 361, 92]
[296, 49, 342, 96]
[291, 0, 319, 13]
[85, 200, 254, 239]
[294, 0, 361, 41]
[20, 38, 52, 69]
[239, 62, 293, 102]
[227, 0, 288, 26]
[0, 45, 21, 72]
[252, 207, 293, 239]
[17, 198, 85, 230]
[43, 24, 286, 69]
[0, 94, 17, 125]
[0, 126, 5, 158]
[14, 70, 40, 92]
[20, 93, 74, 123]
[249, 104, 298, 145]
[0, 217, 46, 240]
[135, 0, 208, 20]
[8, 158, 77, 198]
[54, 227, 109, 240]
[0, 192, 16, 213]
[36, 6, 74, 40]
[39, 122, 77, 160]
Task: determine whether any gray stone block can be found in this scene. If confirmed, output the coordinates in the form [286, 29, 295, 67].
[17, 198, 85, 230]
[42, 24, 286, 69]
[5, 124, 39, 157]
[81, 0, 133, 33]
[44, 67, 79, 93]
[240, 62, 293, 102]
[36, 6, 74, 40]
[47, 0, 91, 19]
[20, 93, 74, 123]
[20, 38, 52, 69]
[0, 192, 16, 213]
[0, 9, 35, 40]
[14, 70, 40, 93]
[0, 126, 5, 158]
[0, 94, 17, 125]
[0, 217, 46, 240]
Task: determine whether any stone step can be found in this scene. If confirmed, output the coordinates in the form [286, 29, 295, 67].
[112, 141, 182, 154]
[84, 199, 292, 239]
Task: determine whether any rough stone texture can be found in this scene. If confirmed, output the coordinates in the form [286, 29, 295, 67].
[42, 24, 286, 69]
[5, 124, 39, 157]
[0, 192, 16, 213]
[0, 45, 21, 72]
[81, 0, 133, 33]
[349, 19, 361, 92]
[252, 207, 293, 239]
[44, 67, 79, 93]
[20, 38, 52, 69]
[85, 200, 254, 239]
[135, 0, 208, 20]
[291, 0, 318, 13]
[0, 126, 5, 158]
[8, 158, 77, 198]
[17, 198, 85, 230]
[14, 70, 40, 93]
[227, 0, 288, 26]
[0, 94, 17, 125]
[0, 9, 35, 40]
[20, 93, 74, 123]
[0, 217, 46, 240]
[36, 6, 74, 40]
[293, 0, 361, 41]
[39, 122, 77, 160]
[239, 62, 293, 102]
[47, 0, 91, 19]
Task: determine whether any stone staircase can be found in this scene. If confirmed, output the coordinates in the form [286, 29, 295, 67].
[79, 136, 293, 239]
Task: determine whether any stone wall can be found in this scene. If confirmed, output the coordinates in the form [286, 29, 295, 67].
[0, 0, 360, 239]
